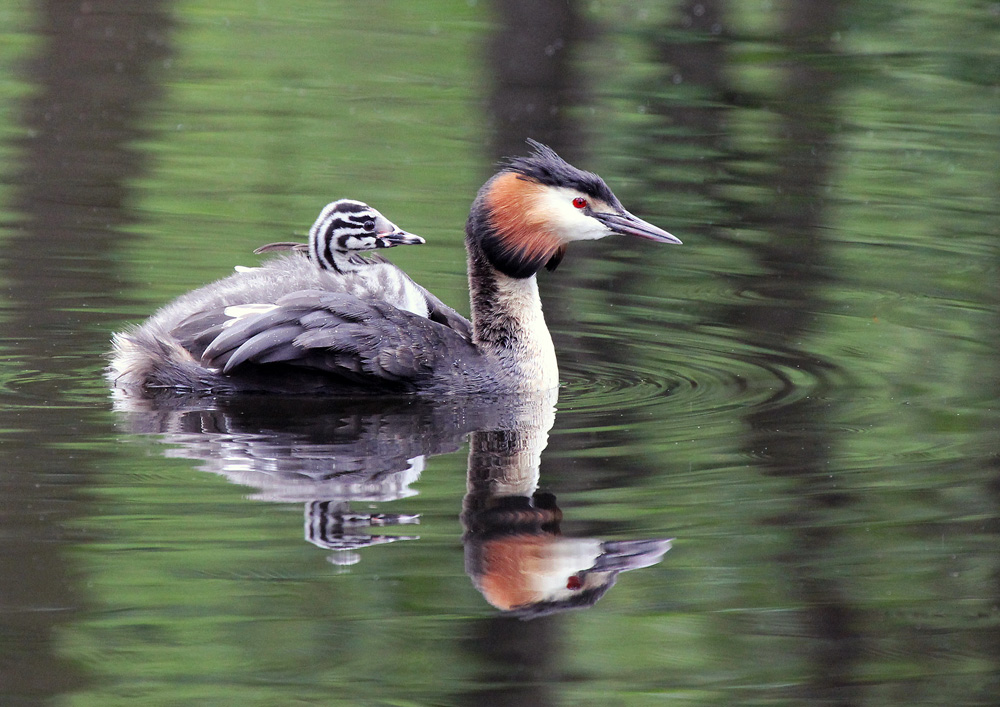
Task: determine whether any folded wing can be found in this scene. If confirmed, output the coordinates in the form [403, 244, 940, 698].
[172, 290, 480, 392]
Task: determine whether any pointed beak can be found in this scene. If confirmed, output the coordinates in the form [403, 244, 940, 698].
[594, 210, 682, 245]
[379, 229, 426, 247]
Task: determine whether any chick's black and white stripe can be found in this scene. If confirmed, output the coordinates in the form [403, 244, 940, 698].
[309, 200, 381, 272]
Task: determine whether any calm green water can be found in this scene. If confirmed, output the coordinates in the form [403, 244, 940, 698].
[1, 0, 998, 704]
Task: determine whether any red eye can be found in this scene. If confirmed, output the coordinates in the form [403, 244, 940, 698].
[572, 197, 588, 209]
[566, 575, 582, 590]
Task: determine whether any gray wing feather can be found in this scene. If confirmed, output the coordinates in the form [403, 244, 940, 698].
[418, 286, 473, 340]
[171, 290, 482, 390]
[202, 307, 308, 360]
[222, 323, 311, 373]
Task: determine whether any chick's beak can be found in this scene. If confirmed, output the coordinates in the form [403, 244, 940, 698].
[594, 210, 682, 244]
[379, 228, 426, 247]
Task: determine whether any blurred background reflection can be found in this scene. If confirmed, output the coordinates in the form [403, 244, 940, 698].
[0, 0, 997, 704]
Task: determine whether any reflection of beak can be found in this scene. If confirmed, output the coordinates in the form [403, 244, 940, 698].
[590, 538, 674, 572]
[594, 210, 682, 244]
[380, 229, 426, 247]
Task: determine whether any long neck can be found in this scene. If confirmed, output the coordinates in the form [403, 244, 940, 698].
[466, 237, 558, 391]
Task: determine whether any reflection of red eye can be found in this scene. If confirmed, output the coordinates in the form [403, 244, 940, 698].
[572, 197, 588, 209]
[566, 575, 582, 590]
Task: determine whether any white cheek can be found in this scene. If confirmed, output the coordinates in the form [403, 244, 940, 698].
[537, 187, 611, 242]
[346, 236, 376, 250]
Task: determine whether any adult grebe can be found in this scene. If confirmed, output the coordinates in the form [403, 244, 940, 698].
[109, 141, 680, 396]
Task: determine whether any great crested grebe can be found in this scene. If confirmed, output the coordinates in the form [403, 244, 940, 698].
[109, 141, 680, 396]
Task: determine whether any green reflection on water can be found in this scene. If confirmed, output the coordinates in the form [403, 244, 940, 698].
[0, 0, 997, 705]
[124, 0, 485, 313]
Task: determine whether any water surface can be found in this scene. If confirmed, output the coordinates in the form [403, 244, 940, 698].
[1, 0, 998, 704]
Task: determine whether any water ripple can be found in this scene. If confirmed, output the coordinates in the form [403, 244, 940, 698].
[556, 326, 836, 421]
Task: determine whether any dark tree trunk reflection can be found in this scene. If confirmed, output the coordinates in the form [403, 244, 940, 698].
[610, 0, 862, 700]
[484, 0, 589, 163]
[718, 2, 862, 703]
[0, 1, 173, 698]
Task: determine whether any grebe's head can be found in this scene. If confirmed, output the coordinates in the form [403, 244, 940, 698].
[469, 140, 680, 278]
[254, 199, 424, 268]
[307, 199, 424, 268]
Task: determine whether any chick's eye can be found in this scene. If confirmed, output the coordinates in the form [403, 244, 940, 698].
[572, 197, 588, 209]
[362, 220, 376, 232]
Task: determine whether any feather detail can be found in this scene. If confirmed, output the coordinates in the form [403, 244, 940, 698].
[545, 245, 566, 272]
[479, 172, 563, 279]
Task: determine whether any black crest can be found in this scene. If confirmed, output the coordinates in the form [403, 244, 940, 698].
[502, 139, 621, 209]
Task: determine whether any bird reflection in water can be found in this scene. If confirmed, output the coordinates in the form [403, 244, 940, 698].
[462, 403, 672, 617]
[113, 391, 672, 615]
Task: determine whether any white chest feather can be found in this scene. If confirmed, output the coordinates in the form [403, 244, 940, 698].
[489, 275, 558, 390]
[345, 263, 428, 318]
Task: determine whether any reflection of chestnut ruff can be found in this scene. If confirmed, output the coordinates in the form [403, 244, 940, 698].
[463, 429, 672, 618]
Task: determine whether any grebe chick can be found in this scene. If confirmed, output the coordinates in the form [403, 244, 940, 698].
[254, 198, 423, 275]
[109, 141, 679, 396]
[248, 199, 433, 318]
